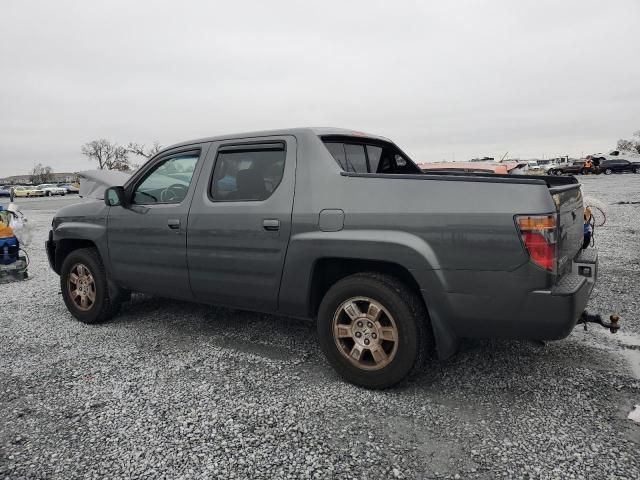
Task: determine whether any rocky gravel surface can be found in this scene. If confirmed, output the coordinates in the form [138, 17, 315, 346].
[1, 175, 639, 479]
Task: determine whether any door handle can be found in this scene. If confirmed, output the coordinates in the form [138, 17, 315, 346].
[262, 219, 280, 232]
[167, 219, 181, 230]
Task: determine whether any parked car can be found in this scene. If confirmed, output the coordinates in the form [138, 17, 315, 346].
[0, 186, 12, 197]
[552, 160, 595, 175]
[541, 158, 571, 175]
[37, 184, 67, 196]
[591, 150, 640, 163]
[47, 128, 597, 389]
[59, 183, 80, 194]
[597, 159, 640, 175]
[12, 185, 45, 197]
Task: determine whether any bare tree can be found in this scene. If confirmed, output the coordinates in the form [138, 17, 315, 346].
[81, 139, 131, 171]
[126, 141, 163, 159]
[616, 130, 640, 154]
[29, 164, 54, 184]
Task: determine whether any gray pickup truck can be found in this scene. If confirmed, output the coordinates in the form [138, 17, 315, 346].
[47, 128, 598, 388]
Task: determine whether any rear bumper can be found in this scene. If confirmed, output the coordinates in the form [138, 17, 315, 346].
[439, 249, 599, 341]
[514, 249, 598, 340]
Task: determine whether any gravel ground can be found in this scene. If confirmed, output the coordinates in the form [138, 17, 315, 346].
[1, 175, 639, 479]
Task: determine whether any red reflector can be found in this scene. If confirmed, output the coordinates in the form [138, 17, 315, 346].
[522, 231, 556, 271]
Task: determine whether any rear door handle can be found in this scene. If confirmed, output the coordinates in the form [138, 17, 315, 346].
[167, 219, 181, 230]
[262, 219, 280, 232]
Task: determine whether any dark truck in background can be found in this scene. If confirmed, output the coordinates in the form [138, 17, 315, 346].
[46, 128, 598, 388]
[598, 159, 640, 175]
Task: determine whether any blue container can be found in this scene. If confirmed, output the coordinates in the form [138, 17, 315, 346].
[0, 236, 19, 265]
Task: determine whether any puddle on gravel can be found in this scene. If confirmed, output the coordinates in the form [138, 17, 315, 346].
[629, 405, 640, 424]
[591, 329, 640, 380]
[617, 331, 640, 380]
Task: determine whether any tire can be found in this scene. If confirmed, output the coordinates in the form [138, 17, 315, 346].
[556, 170, 564, 175]
[604, 168, 612, 175]
[317, 272, 431, 389]
[60, 248, 121, 324]
[46, 191, 51, 196]
[634, 167, 640, 174]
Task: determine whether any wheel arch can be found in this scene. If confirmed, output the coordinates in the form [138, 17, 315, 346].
[278, 230, 445, 319]
[308, 257, 423, 319]
[54, 238, 99, 274]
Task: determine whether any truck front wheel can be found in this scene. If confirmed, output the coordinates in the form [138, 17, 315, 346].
[317, 273, 431, 389]
[60, 248, 121, 324]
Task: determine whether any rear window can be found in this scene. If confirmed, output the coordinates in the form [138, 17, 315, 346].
[322, 137, 420, 174]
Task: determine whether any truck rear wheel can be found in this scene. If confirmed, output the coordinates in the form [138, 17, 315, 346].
[60, 248, 121, 324]
[317, 273, 431, 389]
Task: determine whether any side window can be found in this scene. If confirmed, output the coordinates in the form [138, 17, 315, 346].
[343, 144, 368, 173]
[366, 145, 382, 172]
[132, 153, 199, 205]
[325, 143, 348, 170]
[210, 145, 286, 201]
[394, 154, 408, 167]
[323, 139, 421, 174]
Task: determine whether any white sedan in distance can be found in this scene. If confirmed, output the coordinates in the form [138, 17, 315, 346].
[37, 184, 67, 196]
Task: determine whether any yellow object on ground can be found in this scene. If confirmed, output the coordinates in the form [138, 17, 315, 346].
[0, 222, 16, 239]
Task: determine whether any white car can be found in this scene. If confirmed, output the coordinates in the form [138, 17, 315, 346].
[590, 150, 640, 163]
[36, 184, 67, 196]
[12, 185, 45, 197]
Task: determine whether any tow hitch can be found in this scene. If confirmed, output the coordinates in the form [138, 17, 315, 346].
[578, 311, 621, 333]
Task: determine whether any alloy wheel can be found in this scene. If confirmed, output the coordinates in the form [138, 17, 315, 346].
[68, 263, 96, 311]
[332, 297, 398, 371]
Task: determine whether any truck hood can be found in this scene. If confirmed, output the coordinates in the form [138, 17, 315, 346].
[52, 197, 108, 229]
[78, 170, 132, 200]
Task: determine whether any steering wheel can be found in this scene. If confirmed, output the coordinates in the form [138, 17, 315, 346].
[160, 184, 189, 202]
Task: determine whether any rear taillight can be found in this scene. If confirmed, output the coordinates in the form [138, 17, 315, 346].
[516, 215, 557, 272]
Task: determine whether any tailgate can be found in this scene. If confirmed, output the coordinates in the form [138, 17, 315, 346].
[550, 184, 584, 275]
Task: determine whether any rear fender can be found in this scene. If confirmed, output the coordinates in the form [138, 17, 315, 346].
[278, 230, 458, 358]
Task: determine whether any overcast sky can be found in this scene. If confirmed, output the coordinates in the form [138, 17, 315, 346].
[1, 0, 639, 176]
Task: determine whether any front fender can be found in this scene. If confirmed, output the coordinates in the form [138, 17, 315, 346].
[51, 200, 111, 276]
[54, 221, 106, 243]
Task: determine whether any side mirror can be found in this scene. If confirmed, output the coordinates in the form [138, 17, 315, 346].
[104, 186, 126, 207]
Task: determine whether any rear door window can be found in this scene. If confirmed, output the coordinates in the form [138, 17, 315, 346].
[210, 144, 286, 201]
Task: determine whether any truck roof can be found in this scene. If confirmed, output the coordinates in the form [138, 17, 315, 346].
[163, 127, 393, 152]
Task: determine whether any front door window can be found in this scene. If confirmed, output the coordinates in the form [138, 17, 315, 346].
[133, 153, 199, 204]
